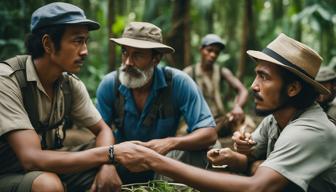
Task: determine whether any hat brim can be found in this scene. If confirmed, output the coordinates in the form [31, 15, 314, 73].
[65, 19, 100, 31]
[247, 50, 330, 95]
[110, 37, 175, 54]
[203, 41, 225, 50]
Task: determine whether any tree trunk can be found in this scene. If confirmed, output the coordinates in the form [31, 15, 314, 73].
[292, 0, 302, 41]
[166, 0, 190, 69]
[108, 0, 116, 71]
[237, 0, 254, 79]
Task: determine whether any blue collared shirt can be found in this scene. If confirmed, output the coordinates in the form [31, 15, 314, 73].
[96, 66, 215, 143]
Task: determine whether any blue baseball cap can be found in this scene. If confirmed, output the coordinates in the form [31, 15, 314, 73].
[31, 2, 100, 32]
[201, 34, 225, 50]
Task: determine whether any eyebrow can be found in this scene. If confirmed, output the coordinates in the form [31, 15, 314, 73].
[255, 69, 269, 76]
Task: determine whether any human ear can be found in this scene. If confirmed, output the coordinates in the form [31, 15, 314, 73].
[287, 81, 302, 97]
[152, 54, 162, 66]
[42, 34, 54, 54]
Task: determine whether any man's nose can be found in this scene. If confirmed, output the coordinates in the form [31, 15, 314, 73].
[124, 55, 134, 67]
[79, 42, 88, 57]
[251, 78, 259, 92]
[210, 51, 217, 58]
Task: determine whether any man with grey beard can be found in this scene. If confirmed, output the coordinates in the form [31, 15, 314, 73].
[96, 22, 217, 184]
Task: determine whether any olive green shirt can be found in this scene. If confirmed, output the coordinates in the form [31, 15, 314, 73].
[0, 56, 101, 173]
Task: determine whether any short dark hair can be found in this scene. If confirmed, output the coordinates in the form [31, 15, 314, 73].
[25, 25, 66, 60]
[279, 67, 319, 109]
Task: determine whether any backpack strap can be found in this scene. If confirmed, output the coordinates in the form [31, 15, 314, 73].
[3, 55, 41, 130]
[142, 67, 175, 127]
[113, 69, 125, 135]
[62, 73, 72, 129]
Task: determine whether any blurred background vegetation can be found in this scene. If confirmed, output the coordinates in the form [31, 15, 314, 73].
[1, 0, 336, 114]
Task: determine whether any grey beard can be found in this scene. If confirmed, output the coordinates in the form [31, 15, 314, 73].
[119, 65, 154, 88]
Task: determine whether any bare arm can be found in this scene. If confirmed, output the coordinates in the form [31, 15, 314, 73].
[115, 142, 289, 192]
[136, 127, 217, 155]
[6, 129, 110, 173]
[88, 119, 115, 147]
[221, 68, 248, 109]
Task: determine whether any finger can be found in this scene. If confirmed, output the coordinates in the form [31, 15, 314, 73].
[248, 139, 256, 145]
[131, 140, 143, 145]
[90, 179, 97, 192]
[207, 149, 220, 157]
[232, 131, 244, 140]
[234, 138, 249, 145]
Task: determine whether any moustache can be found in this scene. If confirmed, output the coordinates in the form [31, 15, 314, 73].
[75, 57, 86, 64]
[252, 92, 263, 101]
[120, 65, 142, 76]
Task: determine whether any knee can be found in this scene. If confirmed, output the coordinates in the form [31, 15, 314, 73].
[32, 172, 64, 192]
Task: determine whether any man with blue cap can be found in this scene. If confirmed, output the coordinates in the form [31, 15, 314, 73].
[0, 2, 121, 192]
[184, 34, 249, 140]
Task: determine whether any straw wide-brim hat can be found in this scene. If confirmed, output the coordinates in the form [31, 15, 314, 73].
[247, 33, 329, 94]
[110, 22, 174, 54]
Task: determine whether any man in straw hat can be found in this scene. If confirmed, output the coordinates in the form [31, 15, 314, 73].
[316, 66, 336, 121]
[110, 33, 336, 192]
[0, 2, 122, 192]
[96, 22, 217, 183]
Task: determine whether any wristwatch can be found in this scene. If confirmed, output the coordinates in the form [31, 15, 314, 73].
[108, 145, 117, 164]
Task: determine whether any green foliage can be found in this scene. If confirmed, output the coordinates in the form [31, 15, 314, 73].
[121, 180, 199, 192]
[1, 0, 336, 110]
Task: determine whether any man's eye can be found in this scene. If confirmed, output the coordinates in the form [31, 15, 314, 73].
[260, 74, 267, 80]
[74, 39, 84, 44]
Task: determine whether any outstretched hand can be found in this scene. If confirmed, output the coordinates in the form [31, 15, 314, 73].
[131, 137, 175, 155]
[114, 142, 159, 172]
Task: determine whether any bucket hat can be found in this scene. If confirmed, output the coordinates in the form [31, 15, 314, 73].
[31, 2, 100, 32]
[201, 34, 225, 50]
[110, 22, 174, 54]
[316, 67, 336, 82]
[247, 33, 329, 94]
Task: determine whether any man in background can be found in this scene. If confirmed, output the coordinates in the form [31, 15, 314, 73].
[184, 34, 249, 139]
[316, 66, 336, 121]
